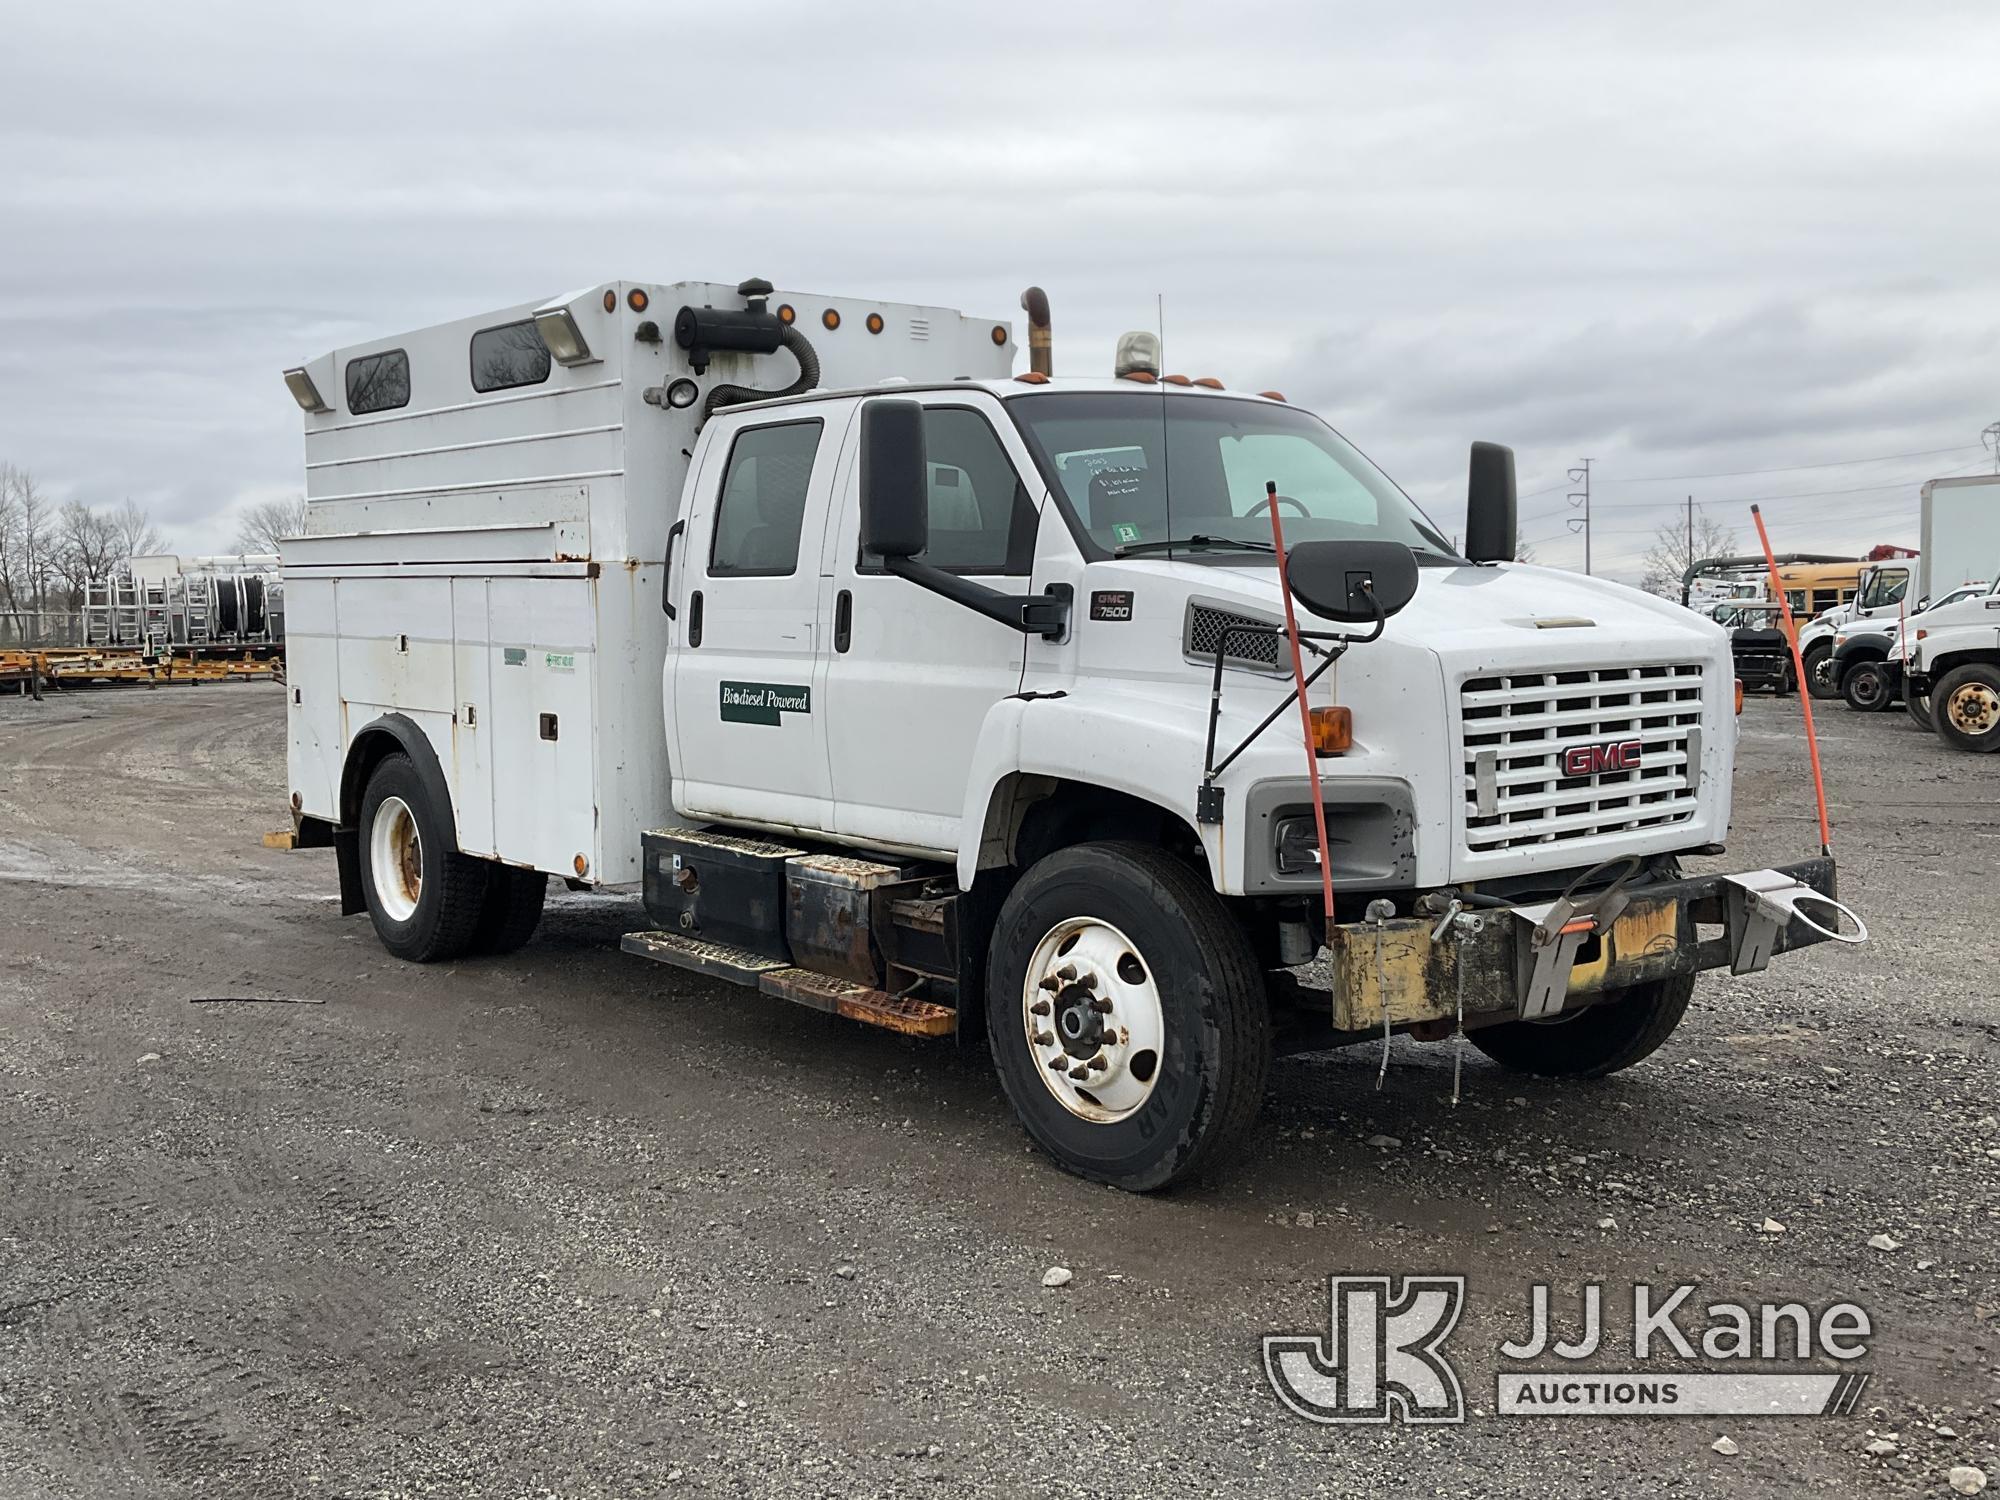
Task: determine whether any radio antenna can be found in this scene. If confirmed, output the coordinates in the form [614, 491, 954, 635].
[1157, 292, 1172, 555]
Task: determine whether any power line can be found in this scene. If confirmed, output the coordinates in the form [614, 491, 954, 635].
[1520, 444, 1976, 496]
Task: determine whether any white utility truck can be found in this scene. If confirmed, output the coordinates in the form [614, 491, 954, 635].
[281, 277, 1857, 1189]
[1905, 575, 2000, 751]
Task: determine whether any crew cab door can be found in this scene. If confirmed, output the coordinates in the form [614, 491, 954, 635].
[668, 413, 839, 833]
[819, 396, 1039, 854]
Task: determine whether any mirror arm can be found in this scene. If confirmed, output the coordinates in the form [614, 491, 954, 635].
[884, 556, 1070, 640]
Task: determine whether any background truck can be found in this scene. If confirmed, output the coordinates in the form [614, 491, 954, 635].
[281, 276, 1857, 1189]
[1905, 575, 2000, 751]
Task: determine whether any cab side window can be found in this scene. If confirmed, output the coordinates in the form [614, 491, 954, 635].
[863, 408, 1036, 575]
[709, 420, 823, 577]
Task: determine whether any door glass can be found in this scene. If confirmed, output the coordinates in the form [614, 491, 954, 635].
[709, 420, 824, 577]
[861, 408, 1036, 575]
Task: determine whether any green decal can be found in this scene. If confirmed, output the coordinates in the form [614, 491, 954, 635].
[502, 647, 526, 666]
[720, 680, 812, 726]
[1113, 522, 1141, 544]
[545, 651, 576, 671]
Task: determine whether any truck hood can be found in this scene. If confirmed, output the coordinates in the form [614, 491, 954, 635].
[1147, 558, 1727, 663]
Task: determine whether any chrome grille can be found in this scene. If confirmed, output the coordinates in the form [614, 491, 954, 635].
[1184, 602, 1281, 671]
[1461, 663, 1704, 851]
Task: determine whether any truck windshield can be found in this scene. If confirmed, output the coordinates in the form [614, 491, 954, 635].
[1007, 393, 1459, 562]
[1856, 568, 1910, 610]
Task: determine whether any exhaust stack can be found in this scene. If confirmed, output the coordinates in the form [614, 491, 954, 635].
[1019, 286, 1052, 377]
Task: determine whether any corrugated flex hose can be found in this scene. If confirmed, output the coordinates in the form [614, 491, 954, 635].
[701, 325, 821, 423]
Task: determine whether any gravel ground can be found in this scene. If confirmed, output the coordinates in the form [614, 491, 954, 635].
[0, 682, 1995, 1498]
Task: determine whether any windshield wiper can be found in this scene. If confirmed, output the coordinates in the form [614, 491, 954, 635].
[1115, 534, 1275, 558]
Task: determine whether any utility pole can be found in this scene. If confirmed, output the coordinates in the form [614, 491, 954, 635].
[1567, 459, 1594, 575]
[1983, 420, 2000, 473]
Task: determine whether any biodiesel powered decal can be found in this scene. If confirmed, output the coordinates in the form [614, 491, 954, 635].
[720, 681, 812, 726]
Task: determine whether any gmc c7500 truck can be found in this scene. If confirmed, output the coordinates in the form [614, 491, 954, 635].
[279, 277, 1858, 1189]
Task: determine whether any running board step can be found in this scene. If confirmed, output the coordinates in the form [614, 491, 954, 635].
[621, 929, 956, 1037]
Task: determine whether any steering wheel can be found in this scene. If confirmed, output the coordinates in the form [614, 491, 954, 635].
[1240, 492, 1310, 520]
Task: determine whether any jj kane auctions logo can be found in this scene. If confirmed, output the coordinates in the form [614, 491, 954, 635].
[1265, 1277, 1872, 1423]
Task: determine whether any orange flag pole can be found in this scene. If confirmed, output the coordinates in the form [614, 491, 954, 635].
[1749, 505, 1833, 856]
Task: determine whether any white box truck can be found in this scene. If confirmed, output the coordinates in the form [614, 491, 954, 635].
[280, 276, 1858, 1189]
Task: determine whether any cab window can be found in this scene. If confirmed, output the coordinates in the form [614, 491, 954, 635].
[709, 420, 823, 577]
[863, 407, 1037, 575]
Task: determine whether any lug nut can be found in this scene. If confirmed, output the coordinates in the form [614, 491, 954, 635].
[1029, 999, 1052, 1016]
[1038, 974, 1061, 992]
[1068, 1064, 1090, 1080]
[1032, 1030, 1053, 1046]
[1047, 1056, 1068, 1072]
[1056, 964, 1077, 983]
[1087, 1054, 1109, 1072]
[1088, 997, 1113, 1014]
[1075, 971, 1097, 990]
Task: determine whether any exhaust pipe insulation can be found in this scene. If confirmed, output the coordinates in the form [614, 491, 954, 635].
[654, 278, 822, 422]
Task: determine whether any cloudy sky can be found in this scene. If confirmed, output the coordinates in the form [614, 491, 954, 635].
[3, 0, 1997, 581]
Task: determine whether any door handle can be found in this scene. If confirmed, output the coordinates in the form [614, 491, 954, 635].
[688, 590, 704, 647]
[662, 518, 686, 618]
[834, 589, 852, 653]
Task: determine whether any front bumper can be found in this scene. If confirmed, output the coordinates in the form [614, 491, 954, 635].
[1323, 857, 1840, 1033]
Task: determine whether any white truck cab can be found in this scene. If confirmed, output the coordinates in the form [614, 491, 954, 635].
[1905, 577, 2000, 751]
[281, 278, 1858, 1189]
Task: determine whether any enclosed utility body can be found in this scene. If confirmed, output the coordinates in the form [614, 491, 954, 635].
[282, 280, 1012, 890]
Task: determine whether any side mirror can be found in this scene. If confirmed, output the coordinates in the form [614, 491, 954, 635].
[860, 398, 928, 560]
[1464, 440, 1517, 563]
[1285, 539, 1419, 623]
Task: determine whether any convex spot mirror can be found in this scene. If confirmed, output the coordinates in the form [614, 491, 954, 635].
[1285, 540, 1419, 623]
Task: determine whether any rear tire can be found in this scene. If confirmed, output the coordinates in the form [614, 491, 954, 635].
[1841, 661, 1890, 712]
[1934, 663, 2000, 752]
[358, 753, 489, 962]
[472, 866, 548, 955]
[985, 842, 1270, 1192]
[1803, 642, 1840, 700]
[1469, 974, 1694, 1078]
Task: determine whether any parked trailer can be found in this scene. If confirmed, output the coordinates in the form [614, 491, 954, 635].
[282, 277, 1861, 1189]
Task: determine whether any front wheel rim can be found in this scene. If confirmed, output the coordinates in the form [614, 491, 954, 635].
[1023, 917, 1165, 1124]
[369, 795, 422, 922]
[1946, 682, 2000, 736]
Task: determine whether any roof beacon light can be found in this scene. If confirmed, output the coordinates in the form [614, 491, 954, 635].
[1114, 330, 1160, 380]
[534, 306, 596, 366]
[283, 367, 331, 414]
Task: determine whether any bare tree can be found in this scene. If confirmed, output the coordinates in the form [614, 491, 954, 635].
[234, 496, 308, 554]
[1, 465, 56, 612]
[50, 501, 123, 607]
[1641, 511, 1738, 598]
[108, 497, 164, 560]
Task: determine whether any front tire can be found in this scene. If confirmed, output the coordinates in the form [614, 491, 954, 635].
[1803, 641, 1840, 699]
[1934, 663, 2000, 752]
[1469, 974, 1694, 1078]
[1841, 661, 1891, 712]
[1906, 681, 1935, 731]
[985, 842, 1270, 1192]
[359, 753, 489, 962]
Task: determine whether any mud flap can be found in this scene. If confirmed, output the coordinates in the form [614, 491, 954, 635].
[333, 826, 365, 915]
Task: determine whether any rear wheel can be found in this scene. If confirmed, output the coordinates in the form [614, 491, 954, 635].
[1803, 641, 1840, 699]
[985, 842, 1270, 1191]
[1469, 974, 1695, 1078]
[472, 866, 548, 955]
[1934, 663, 2000, 752]
[1841, 660, 1891, 712]
[359, 753, 489, 962]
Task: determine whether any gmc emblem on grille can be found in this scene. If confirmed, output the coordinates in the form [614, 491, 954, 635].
[1563, 738, 1643, 777]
